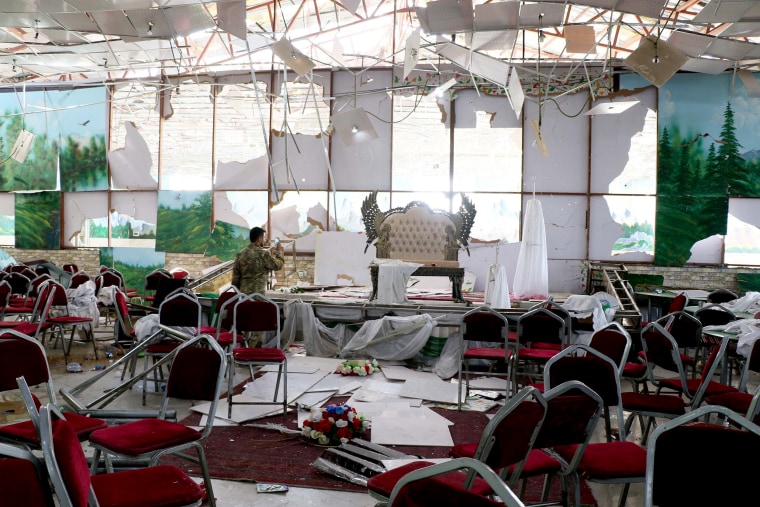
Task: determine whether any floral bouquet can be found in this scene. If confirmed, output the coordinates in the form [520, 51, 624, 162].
[301, 404, 370, 446]
[335, 358, 380, 376]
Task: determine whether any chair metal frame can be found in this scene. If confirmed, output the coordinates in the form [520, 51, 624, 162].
[457, 305, 513, 409]
[513, 307, 567, 389]
[226, 292, 288, 418]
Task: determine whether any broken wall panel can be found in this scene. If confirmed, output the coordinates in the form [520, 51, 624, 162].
[330, 69, 392, 191]
[63, 191, 108, 247]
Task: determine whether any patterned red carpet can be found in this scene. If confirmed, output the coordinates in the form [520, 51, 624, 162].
[173, 407, 597, 505]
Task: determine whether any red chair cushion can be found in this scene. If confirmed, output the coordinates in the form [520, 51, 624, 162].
[0, 412, 106, 444]
[508, 448, 561, 477]
[146, 340, 181, 354]
[91, 465, 204, 507]
[463, 348, 511, 360]
[517, 348, 556, 361]
[555, 441, 646, 480]
[367, 461, 493, 499]
[620, 392, 686, 415]
[88, 419, 201, 456]
[658, 378, 737, 397]
[622, 362, 647, 378]
[215, 331, 236, 348]
[703, 391, 752, 414]
[233, 348, 286, 363]
[0, 458, 50, 507]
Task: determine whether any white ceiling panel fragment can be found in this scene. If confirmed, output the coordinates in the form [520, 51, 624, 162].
[519, 3, 566, 27]
[692, 0, 756, 23]
[49, 12, 102, 33]
[680, 58, 735, 74]
[666, 31, 713, 58]
[473, 3, 519, 30]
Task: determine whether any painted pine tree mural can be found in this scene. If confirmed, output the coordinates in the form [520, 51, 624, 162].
[654, 101, 752, 265]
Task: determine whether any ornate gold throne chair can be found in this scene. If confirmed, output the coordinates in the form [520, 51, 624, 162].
[360, 191, 476, 302]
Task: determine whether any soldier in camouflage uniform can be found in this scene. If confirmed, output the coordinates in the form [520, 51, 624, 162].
[232, 227, 285, 294]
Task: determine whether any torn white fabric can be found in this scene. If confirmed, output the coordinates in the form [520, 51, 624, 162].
[512, 198, 548, 298]
[280, 300, 355, 356]
[562, 294, 609, 331]
[717, 319, 760, 358]
[726, 291, 760, 314]
[374, 259, 422, 304]
[340, 314, 436, 360]
[484, 264, 510, 309]
[65, 280, 100, 328]
[134, 313, 160, 342]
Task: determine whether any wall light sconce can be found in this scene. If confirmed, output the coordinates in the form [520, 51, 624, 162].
[147, 22, 154, 36]
[11, 59, 16, 73]
[329, 108, 378, 146]
[34, 19, 40, 40]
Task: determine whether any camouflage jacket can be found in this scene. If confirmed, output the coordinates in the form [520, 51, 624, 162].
[231, 243, 285, 294]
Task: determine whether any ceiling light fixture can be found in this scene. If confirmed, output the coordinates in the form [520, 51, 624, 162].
[147, 22, 154, 36]
[34, 19, 39, 40]
[11, 59, 16, 73]
[351, 125, 359, 133]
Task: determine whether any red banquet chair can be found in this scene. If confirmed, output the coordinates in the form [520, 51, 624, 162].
[45, 281, 97, 361]
[368, 386, 547, 505]
[0, 329, 107, 447]
[226, 293, 288, 419]
[40, 404, 206, 507]
[88, 334, 226, 507]
[644, 405, 760, 507]
[387, 458, 526, 507]
[457, 305, 514, 408]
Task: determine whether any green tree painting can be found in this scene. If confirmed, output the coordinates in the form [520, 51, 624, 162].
[15, 191, 61, 249]
[206, 220, 249, 261]
[60, 134, 108, 191]
[656, 72, 760, 266]
[155, 191, 212, 254]
[0, 87, 107, 192]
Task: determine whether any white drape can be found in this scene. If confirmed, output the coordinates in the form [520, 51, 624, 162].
[512, 198, 548, 298]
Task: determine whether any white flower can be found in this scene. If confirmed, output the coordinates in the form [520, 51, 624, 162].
[310, 430, 323, 440]
[335, 419, 348, 428]
[302, 427, 311, 437]
[318, 434, 330, 445]
[362, 420, 371, 431]
[340, 437, 350, 444]
[347, 412, 355, 422]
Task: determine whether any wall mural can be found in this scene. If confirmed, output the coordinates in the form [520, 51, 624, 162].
[0, 87, 107, 192]
[100, 247, 166, 299]
[655, 73, 758, 266]
[155, 190, 212, 254]
[206, 220, 249, 261]
[15, 191, 60, 249]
